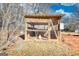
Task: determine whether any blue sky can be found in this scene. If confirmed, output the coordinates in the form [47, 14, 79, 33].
[50, 4, 76, 13]
[47, 3, 79, 23]
[49, 3, 79, 18]
[49, 3, 79, 14]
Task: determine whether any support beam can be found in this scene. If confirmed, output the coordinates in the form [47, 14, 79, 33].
[48, 20, 51, 40]
[25, 22, 28, 40]
[58, 20, 61, 43]
[51, 21, 58, 39]
[32, 24, 34, 29]
[27, 29, 47, 32]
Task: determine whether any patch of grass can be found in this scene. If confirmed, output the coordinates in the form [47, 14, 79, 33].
[6, 40, 78, 56]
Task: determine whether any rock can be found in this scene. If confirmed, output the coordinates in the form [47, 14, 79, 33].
[0, 53, 8, 56]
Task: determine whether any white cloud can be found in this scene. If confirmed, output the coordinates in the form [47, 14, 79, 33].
[55, 9, 74, 18]
[61, 3, 76, 6]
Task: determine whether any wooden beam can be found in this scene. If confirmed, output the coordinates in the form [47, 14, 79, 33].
[48, 20, 51, 40]
[26, 18, 59, 25]
[51, 21, 58, 39]
[58, 20, 61, 43]
[27, 29, 47, 32]
[25, 22, 28, 40]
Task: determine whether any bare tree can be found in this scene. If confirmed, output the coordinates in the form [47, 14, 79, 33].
[0, 3, 53, 50]
[20, 3, 53, 15]
[0, 3, 25, 50]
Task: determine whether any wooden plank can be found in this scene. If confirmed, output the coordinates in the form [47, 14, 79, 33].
[26, 18, 49, 23]
[27, 29, 47, 32]
[27, 22, 48, 25]
[26, 18, 59, 25]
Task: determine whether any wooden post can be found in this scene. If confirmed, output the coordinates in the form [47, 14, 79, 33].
[25, 21, 28, 41]
[58, 20, 61, 43]
[48, 20, 51, 40]
[44, 25, 45, 30]
[32, 24, 34, 29]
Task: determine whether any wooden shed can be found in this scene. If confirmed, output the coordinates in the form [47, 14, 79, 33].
[24, 14, 64, 41]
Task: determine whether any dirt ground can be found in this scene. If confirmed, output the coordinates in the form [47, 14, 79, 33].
[61, 32, 79, 52]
